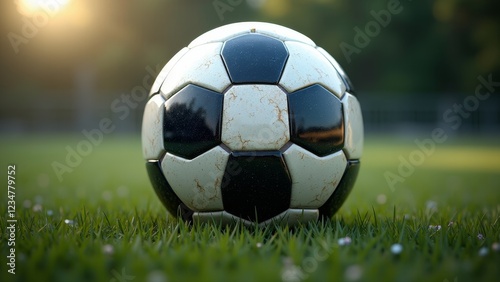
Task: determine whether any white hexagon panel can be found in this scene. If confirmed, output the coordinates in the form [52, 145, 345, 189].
[188, 21, 315, 48]
[259, 209, 319, 226]
[149, 47, 189, 97]
[142, 95, 165, 160]
[161, 146, 229, 211]
[193, 209, 319, 227]
[160, 42, 231, 99]
[283, 144, 347, 208]
[342, 93, 364, 159]
[221, 85, 290, 151]
[316, 46, 354, 92]
[279, 41, 346, 98]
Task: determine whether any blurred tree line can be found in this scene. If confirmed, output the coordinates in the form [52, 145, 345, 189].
[1, 0, 499, 103]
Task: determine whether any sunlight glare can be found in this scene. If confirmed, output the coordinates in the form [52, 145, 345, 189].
[17, 0, 71, 17]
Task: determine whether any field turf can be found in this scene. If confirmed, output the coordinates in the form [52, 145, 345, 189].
[1, 135, 499, 282]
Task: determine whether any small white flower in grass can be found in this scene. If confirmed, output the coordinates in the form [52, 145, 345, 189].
[64, 219, 75, 226]
[256, 242, 263, 248]
[102, 244, 114, 255]
[428, 225, 441, 231]
[477, 233, 485, 240]
[478, 247, 488, 257]
[376, 194, 387, 205]
[492, 242, 500, 252]
[344, 265, 363, 281]
[390, 243, 403, 255]
[32, 204, 43, 212]
[338, 236, 352, 246]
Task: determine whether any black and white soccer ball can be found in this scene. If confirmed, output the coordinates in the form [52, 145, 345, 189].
[142, 22, 363, 226]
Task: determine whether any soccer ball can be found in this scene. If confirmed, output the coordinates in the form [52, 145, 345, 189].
[142, 22, 363, 226]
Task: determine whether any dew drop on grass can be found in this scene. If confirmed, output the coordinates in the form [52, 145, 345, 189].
[390, 243, 403, 255]
[64, 219, 75, 226]
[478, 247, 489, 256]
[102, 244, 114, 255]
[338, 237, 352, 246]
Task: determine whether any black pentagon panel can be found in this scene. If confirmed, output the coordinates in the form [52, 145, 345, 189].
[319, 160, 360, 219]
[288, 84, 344, 157]
[163, 84, 223, 159]
[221, 151, 291, 223]
[146, 161, 193, 221]
[221, 34, 289, 84]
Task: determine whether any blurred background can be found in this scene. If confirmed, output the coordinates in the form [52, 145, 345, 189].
[1, 0, 499, 137]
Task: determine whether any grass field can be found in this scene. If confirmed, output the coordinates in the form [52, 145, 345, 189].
[1, 134, 499, 282]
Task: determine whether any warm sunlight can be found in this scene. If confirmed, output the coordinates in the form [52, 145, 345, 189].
[16, 0, 71, 17]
